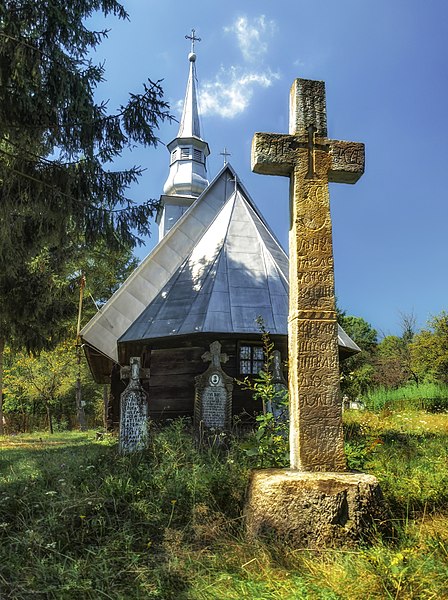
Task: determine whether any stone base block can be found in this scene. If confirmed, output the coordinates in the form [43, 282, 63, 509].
[245, 469, 386, 548]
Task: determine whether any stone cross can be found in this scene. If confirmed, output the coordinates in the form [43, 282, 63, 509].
[120, 359, 150, 385]
[201, 340, 228, 369]
[252, 78, 364, 471]
[266, 350, 288, 421]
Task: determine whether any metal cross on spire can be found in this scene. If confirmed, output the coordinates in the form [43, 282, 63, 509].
[185, 28, 201, 53]
[220, 147, 231, 165]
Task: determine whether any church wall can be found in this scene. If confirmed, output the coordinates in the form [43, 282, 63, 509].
[109, 336, 288, 427]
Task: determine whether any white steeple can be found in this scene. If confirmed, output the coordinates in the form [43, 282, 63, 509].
[158, 31, 210, 240]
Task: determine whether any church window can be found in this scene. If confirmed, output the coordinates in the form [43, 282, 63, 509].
[193, 149, 202, 162]
[180, 147, 190, 159]
[239, 344, 264, 375]
[171, 149, 177, 161]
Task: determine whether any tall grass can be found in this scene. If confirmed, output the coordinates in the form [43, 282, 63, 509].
[1, 413, 448, 599]
[363, 382, 448, 412]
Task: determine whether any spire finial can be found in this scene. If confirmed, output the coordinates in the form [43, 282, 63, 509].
[185, 28, 201, 60]
[220, 147, 231, 166]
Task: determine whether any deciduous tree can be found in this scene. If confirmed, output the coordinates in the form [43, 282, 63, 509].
[338, 315, 378, 399]
[411, 312, 448, 384]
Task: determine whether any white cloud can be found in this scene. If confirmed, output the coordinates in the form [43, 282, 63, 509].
[198, 66, 280, 119]
[173, 15, 280, 120]
[224, 15, 277, 63]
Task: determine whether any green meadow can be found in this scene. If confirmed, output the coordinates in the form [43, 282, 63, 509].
[1, 409, 447, 600]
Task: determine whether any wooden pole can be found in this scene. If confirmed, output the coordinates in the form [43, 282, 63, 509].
[76, 274, 87, 431]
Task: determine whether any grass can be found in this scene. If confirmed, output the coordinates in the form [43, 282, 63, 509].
[363, 382, 448, 412]
[1, 413, 448, 599]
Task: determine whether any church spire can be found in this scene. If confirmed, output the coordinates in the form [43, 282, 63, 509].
[161, 31, 210, 202]
[177, 29, 201, 138]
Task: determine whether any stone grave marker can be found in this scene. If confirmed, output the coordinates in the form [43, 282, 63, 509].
[119, 357, 150, 454]
[245, 77, 385, 546]
[194, 341, 233, 430]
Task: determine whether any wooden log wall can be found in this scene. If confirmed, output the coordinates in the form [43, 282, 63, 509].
[109, 336, 288, 427]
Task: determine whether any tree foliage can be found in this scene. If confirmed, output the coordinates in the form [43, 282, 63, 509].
[3, 339, 101, 432]
[411, 312, 448, 384]
[338, 315, 378, 398]
[0, 1, 172, 431]
[0, 0, 171, 267]
[374, 335, 410, 389]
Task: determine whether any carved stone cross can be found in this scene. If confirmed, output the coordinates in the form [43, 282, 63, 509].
[252, 78, 364, 471]
[201, 340, 228, 369]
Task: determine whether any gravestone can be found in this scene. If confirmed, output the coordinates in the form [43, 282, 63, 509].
[245, 78, 384, 546]
[119, 357, 150, 454]
[194, 341, 233, 431]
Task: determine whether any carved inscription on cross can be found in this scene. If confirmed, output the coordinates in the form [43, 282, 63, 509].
[291, 124, 329, 180]
[252, 78, 364, 472]
[119, 357, 150, 454]
[195, 341, 233, 431]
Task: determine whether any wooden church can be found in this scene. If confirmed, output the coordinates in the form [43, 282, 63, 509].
[80, 47, 360, 427]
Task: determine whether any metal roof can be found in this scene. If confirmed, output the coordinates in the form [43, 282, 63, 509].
[119, 177, 360, 356]
[119, 188, 289, 341]
[177, 52, 201, 139]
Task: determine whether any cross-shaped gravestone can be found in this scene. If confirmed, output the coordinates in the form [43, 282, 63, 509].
[201, 340, 229, 369]
[195, 341, 233, 431]
[252, 78, 364, 471]
[120, 359, 150, 384]
[267, 350, 288, 422]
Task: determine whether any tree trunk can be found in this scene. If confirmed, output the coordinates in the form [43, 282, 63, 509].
[75, 345, 87, 431]
[0, 336, 5, 435]
[46, 400, 53, 434]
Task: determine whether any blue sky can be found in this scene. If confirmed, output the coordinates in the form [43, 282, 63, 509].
[90, 0, 448, 338]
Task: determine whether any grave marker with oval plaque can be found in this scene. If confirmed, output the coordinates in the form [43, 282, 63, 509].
[194, 341, 233, 430]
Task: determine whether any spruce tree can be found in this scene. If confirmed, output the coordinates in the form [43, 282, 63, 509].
[0, 1, 172, 432]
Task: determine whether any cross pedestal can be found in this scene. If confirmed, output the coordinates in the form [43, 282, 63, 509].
[245, 78, 385, 547]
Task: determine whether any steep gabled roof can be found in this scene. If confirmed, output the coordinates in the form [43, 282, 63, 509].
[119, 188, 289, 342]
[80, 164, 249, 366]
